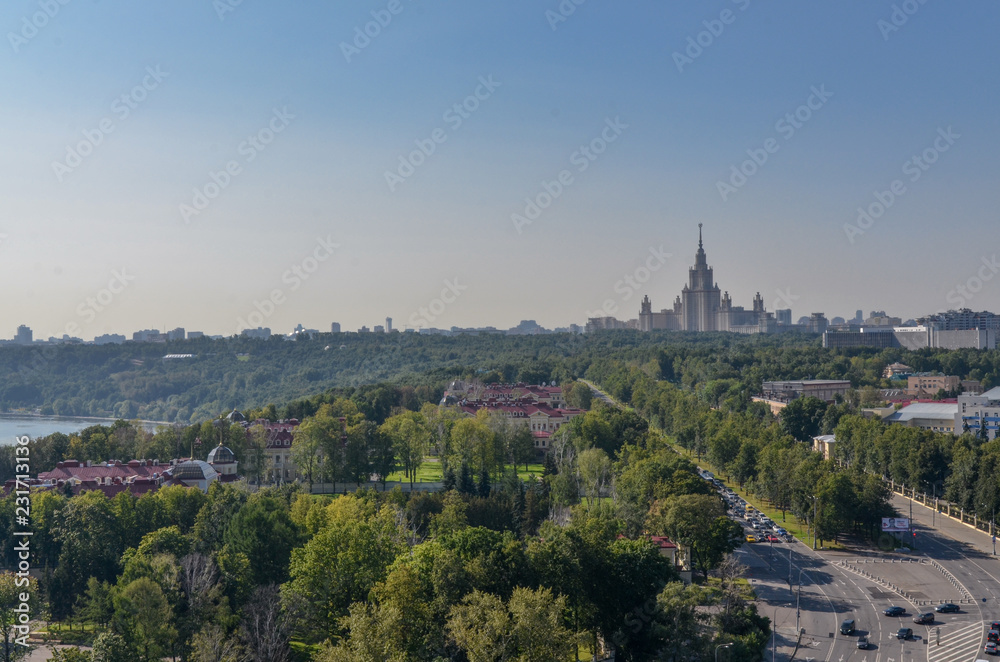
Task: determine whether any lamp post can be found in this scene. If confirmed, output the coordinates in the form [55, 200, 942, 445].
[715, 643, 733, 662]
[811, 495, 818, 550]
[772, 604, 791, 662]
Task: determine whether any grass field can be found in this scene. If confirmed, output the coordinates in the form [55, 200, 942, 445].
[383, 457, 546, 484]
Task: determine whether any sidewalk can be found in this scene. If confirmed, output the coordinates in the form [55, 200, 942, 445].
[736, 546, 801, 662]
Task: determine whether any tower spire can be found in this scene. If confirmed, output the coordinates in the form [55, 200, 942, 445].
[698, 223, 703, 249]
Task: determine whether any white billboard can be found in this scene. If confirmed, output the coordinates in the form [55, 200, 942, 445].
[881, 517, 910, 532]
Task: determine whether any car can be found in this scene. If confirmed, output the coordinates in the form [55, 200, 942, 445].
[896, 627, 912, 640]
[766, 535, 781, 543]
[884, 606, 906, 617]
[986, 642, 999, 655]
[992, 621, 1000, 631]
[935, 603, 960, 613]
[857, 635, 869, 650]
[745, 534, 758, 543]
[913, 612, 934, 624]
[840, 619, 856, 635]
[989, 630, 1000, 643]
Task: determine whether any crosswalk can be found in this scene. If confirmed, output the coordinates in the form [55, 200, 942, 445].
[926, 620, 983, 662]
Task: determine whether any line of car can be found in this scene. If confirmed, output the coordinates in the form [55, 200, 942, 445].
[716, 485, 792, 544]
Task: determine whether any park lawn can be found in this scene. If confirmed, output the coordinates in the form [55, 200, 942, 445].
[383, 458, 546, 484]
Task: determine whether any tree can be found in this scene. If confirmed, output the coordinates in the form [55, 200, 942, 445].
[240, 585, 292, 662]
[446, 587, 573, 662]
[223, 494, 300, 587]
[779, 396, 828, 442]
[578, 447, 611, 506]
[111, 577, 177, 662]
[647, 494, 737, 579]
[381, 412, 429, 489]
[285, 503, 406, 640]
[246, 424, 270, 486]
[0, 572, 38, 662]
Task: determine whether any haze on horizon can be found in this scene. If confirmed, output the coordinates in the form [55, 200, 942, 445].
[1, 1, 998, 340]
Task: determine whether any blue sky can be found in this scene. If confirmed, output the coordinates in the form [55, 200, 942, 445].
[1, 0, 998, 338]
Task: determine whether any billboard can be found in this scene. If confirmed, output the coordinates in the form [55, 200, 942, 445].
[881, 517, 910, 532]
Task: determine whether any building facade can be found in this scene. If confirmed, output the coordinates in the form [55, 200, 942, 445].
[956, 386, 1000, 440]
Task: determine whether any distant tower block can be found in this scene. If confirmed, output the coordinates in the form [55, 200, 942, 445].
[385, 317, 393, 333]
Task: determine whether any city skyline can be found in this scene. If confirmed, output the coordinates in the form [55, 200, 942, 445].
[3, 2, 999, 338]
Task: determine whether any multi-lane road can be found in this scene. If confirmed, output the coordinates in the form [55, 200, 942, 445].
[727, 487, 1000, 662]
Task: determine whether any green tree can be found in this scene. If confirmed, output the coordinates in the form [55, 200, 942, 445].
[111, 577, 177, 662]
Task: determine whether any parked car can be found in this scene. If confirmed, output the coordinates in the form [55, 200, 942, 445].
[913, 612, 934, 624]
[884, 606, 906, 617]
[857, 635, 869, 650]
[896, 627, 912, 640]
[935, 603, 960, 613]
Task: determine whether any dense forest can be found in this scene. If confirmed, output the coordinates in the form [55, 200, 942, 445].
[4, 331, 1000, 660]
[5, 330, 1000, 423]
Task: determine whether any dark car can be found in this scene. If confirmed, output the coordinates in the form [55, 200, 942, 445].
[913, 612, 934, 624]
[857, 635, 869, 650]
[989, 630, 1000, 643]
[935, 603, 960, 613]
[840, 618, 855, 635]
[992, 621, 1000, 631]
[884, 606, 906, 617]
[986, 642, 999, 655]
[896, 627, 912, 640]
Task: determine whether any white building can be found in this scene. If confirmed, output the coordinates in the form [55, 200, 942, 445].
[956, 386, 1000, 439]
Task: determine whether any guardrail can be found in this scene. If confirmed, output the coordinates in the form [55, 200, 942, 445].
[836, 557, 974, 606]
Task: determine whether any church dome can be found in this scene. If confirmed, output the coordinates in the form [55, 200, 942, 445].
[226, 408, 246, 422]
[207, 443, 236, 464]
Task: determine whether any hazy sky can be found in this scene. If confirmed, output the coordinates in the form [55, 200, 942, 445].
[2, 1, 998, 339]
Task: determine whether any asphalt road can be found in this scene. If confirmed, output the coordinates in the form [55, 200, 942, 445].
[731, 496, 996, 662]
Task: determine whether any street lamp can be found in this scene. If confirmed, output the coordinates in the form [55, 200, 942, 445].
[715, 643, 733, 662]
[772, 604, 791, 662]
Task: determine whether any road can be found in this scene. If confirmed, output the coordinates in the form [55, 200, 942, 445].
[725, 488, 998, 662]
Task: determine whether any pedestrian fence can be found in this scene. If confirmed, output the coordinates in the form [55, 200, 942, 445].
[837, 557, 974, 606]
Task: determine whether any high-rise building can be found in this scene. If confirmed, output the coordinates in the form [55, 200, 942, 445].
[14, 325, 32, 344]
[639, 225, 775, 333]
[331, 322, 341, 333]
[775, 309, 792, 325]
[385, 317, 393, 333]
